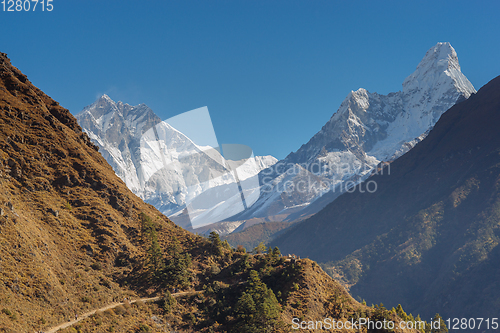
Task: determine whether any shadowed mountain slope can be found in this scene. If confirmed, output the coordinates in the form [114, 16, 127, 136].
[272, 75, 500, 320]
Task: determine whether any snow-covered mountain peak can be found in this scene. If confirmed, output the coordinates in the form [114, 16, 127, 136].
[80, 95, 161, 139]
[233, 43, 476, 223]
[81, 94, 117, 117]
[77, 96, 277, 230]
[402, 42, 475, 98]
[345, 88, 369, 102]
[331, 88, 370, 120]
[422, 42, 458, 69]
[350, 88, 370, 110]
[100, 93, 113, 102]
[94, 94, 118, 111]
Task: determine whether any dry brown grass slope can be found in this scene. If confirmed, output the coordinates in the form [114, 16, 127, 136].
[0, 52, 203, 332]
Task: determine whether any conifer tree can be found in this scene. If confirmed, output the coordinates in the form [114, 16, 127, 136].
[253, 242, 267, 254]
[209, 231, 223, 256]
[162, 238, 192, 288]
[235, 292, 256, 322]
[431, 313, 448, 333]
[396, 304, 408, 321]
[147, 226, 163, 276]
[233, 270, 281, 332]
[162, 291, 176, 314]
[140, 213, 163, 278]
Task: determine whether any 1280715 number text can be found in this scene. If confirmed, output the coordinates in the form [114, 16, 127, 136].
[2, 0, 53, 12]
[446, 318, 498, 330]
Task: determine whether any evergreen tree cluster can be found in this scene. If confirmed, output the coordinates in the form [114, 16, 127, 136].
[394, 304, 448, 333]
[234, 270, 282, 333]
[139, 213, 193, 288]
[161, 237, 193, 289]
[194, 237, 288, 332]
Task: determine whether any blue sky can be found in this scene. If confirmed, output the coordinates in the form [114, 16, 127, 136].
[1, 0, 499, 159]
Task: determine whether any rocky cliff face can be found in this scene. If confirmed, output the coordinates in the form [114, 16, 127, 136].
[230, 42, 476, 222]
[76, 95, 161, 194]
[77, 97, 277, 229]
